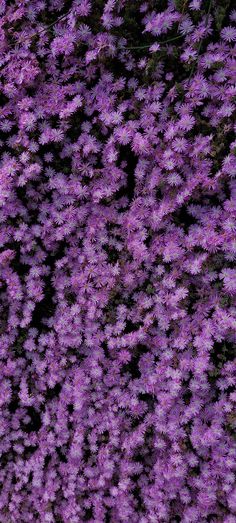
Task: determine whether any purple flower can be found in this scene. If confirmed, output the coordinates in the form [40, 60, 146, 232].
[0, 1, 235, 521]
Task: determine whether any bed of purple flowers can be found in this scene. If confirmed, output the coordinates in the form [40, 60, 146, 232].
[0, 0, 235, 521]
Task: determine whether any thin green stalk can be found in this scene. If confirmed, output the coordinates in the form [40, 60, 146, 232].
[125, 34, 183, 51]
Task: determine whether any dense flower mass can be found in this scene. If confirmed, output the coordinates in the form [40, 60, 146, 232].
[0, 0, 235, 521]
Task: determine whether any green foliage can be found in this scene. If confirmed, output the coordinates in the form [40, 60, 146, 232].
[214, 1, 231, 32]
[175, 82, 185, 97]
[146, 284, 155, 295]
[13, 331, 27, 357]
[144, 54, 161, 78]
[174, 0, 187, 12]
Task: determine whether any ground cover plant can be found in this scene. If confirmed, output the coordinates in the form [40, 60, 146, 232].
[0, 0, 235, 521]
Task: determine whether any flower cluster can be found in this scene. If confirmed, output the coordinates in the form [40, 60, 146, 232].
[0, 1, 235, 522]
